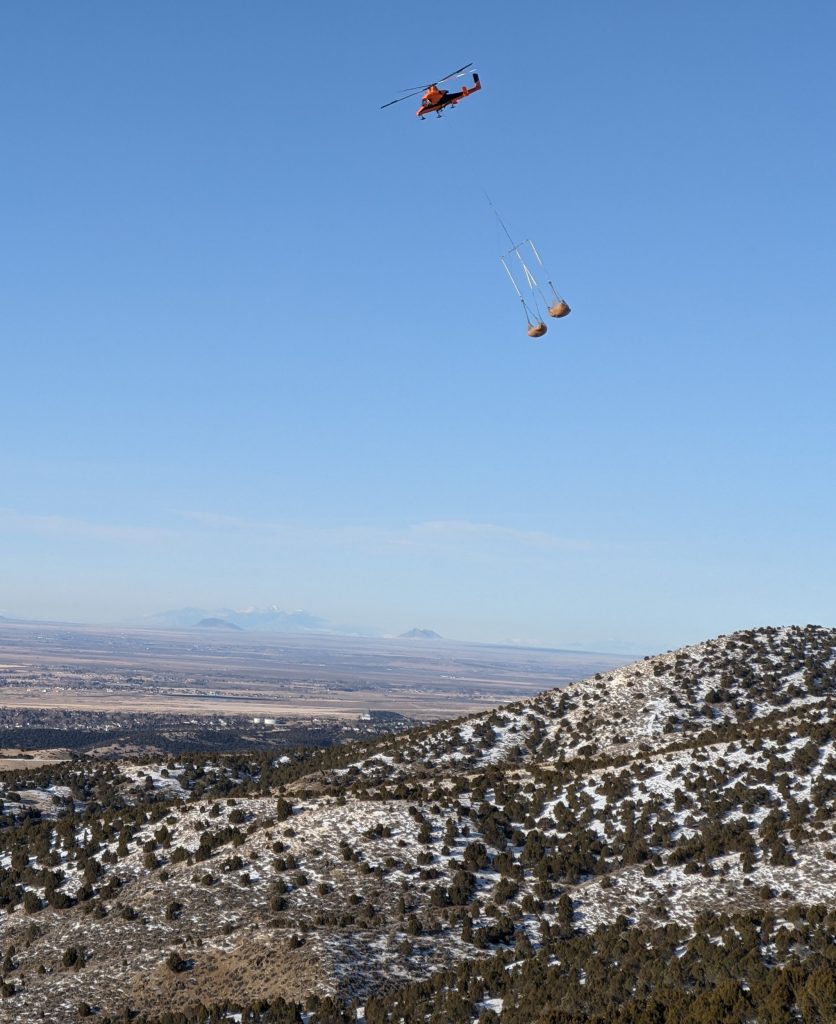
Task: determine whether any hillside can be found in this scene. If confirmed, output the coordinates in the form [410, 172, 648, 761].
[0, 625, 834, 1022]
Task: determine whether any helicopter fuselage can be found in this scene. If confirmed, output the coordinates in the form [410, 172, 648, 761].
[415, 73, 481, 117]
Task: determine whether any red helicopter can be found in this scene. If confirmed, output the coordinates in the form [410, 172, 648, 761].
[381, 63, 482, 119]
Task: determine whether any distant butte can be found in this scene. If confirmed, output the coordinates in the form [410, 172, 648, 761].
[400, 627, 442, 639]
[194, 617, 242, 630]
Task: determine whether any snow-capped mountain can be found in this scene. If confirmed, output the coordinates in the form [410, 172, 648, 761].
[142, 605, 333, 633]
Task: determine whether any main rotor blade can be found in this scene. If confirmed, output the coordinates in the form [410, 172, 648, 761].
[381, 64, 472, 108]
[380, 88, 425, 109]
[437, 62, 473, 84]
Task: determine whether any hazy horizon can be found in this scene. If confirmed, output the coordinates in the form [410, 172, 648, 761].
[0, 603, 650, 657]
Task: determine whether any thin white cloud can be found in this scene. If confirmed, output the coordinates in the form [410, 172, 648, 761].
[401, 519, 594, 551]
[169, 509, 256, 529]
[3, 505, 623, 560]
[169, 508, 602, 554]
[0, 508, 171, 544]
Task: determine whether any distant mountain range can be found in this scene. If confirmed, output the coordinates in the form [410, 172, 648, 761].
[141, 605, 364, 635]
[143, 610, 450, 642]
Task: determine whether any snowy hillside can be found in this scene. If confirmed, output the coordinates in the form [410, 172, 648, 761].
[0, 625, 834, 1023]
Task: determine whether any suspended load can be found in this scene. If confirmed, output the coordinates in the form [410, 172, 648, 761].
[487, 196, 571, 339]
[501, 238, 570, 339]
[549, 299, 571, 319]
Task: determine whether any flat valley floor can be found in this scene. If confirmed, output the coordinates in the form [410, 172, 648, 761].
[0, 621, 629, 724]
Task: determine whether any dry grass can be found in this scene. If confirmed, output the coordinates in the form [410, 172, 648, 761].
[0, 748, 71, 772]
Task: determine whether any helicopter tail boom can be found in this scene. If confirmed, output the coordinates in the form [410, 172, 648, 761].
[462, 72, 481, 97]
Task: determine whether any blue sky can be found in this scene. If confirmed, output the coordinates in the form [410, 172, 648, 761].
[2, 1, 835, 652]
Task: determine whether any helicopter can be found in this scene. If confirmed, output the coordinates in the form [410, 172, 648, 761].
[380, 63, 482, 119]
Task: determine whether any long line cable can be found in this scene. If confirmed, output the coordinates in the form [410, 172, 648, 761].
[486, 192, 546, 323]
[501, 257, 538, 327]
[529, 239, 564, 303]
[484, 190, 516, 250]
